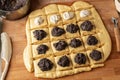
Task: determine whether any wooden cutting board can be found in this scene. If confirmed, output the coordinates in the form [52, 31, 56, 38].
[2, 0, 120, 80]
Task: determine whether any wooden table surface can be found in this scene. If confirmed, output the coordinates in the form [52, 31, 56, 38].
[2, 0, 120, 80]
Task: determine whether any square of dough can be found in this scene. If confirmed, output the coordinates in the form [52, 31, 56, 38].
[58, 5, 73, 13]
[92, 17, 103, 33]
[44, 4, 59, 15]
[70, 52, 89, 68]
[29, 9, 45, 18]
[55, 70, 74, 78]
[30, 15, 48, 29]
[35, 72, 56, 78]
[60, 11, 76, 24]
[72, 1, 93, 11]
[82, 34, 101, 50]
[86, 48, 104, 64]
[31, 28, 50, 44]
[78, 20, 96, 36]
[73, 67, 91, 74]
[67, 37, 85, 53]
[34, 56, 56, 75]
[51, 40, 69, 55]
[49, 26, 66, 41]
[47, 14, 62, 27]
[64, 23, 80, 39]
[32, 42, 53, 59]
[55, 55, 72, 71]
[75, 9, 93, 22]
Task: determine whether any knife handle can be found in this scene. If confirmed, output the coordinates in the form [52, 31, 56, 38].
[114, 27, 120, 52]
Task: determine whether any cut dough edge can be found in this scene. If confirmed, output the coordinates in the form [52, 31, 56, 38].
[23, 46, 33, 72]
[34, 67, 91, 78]
[23, 18, 33, 72]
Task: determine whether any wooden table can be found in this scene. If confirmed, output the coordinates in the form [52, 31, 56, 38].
[3, 0, 120, 80]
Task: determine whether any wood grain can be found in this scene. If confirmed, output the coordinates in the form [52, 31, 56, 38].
[2, 0, 120, 80]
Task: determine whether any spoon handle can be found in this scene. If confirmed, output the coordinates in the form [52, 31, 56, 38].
[114, 27, 120, 52]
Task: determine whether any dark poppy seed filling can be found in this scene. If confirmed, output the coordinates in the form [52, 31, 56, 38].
[66, 24, 79, 33]
[0, 0, 26, 11]
[74, 53, 86, 64]
[57, 56, 70, 67]
[37, 44, 49, 54]
[51, 27, 65, 37]
[33, 30, 47, 40]
[53, 40, 68, 51]
[87, 35, 98, 45]
[80, 20, 93, 31]
[69, 38, 82, 48]
[38, 58, 53, 71]
[90, 50, 102, 61]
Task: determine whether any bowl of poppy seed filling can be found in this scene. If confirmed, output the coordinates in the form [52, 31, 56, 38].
[0, 0, 30, 20]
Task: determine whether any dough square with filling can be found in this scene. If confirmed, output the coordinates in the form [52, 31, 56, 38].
[33, 56, 56, 74]
[86, 48, 104, 64]
[32, 42, 53, 58]
[51, 40, 69, 55]
[60, 11, 77, 24]
[78, 20, 96, 36]
[47, 13, 62, 27]
[70, 52, 89, 68]
[82, 34, 101, 50]
[44, 4, 59, 15]
[64, 23, 80, 39]
[55, 55, 72, 71]
[30, 15, 48, 29]
[67, 37, 85, 53]
[31, 28, 50, 44]
[75, 8, 93, 22]
[49, 26, 66, 41]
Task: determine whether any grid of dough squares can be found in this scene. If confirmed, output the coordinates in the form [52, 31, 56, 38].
[23, 1, 111, 78]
